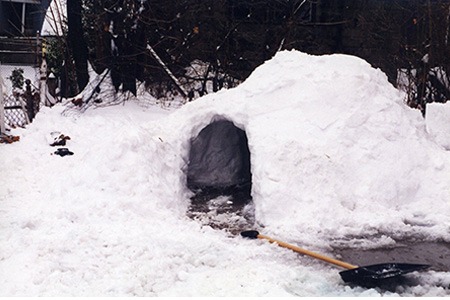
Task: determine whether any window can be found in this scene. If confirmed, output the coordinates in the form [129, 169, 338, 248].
[1, 0, 43, 36]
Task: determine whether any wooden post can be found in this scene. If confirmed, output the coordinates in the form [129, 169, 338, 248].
[25, 79, 34, 121]
[21, 3, 26, 34]
[40, 57, 48, 106]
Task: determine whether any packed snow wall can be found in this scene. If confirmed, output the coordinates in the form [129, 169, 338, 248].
[426, 101, 450, 150]
[187, 119, 251, 189]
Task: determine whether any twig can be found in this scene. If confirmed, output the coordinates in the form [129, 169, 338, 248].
[146, 44, 188, 99]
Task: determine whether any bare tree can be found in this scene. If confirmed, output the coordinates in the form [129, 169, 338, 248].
[67, 0, 89, 94]
[70, 0, 450, 109]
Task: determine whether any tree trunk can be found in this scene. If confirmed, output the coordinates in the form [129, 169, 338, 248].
[67, 0, 89, 93]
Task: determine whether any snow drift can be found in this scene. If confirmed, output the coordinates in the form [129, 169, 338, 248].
[426, 101, 450, 150]
[153, 50, 450, 247]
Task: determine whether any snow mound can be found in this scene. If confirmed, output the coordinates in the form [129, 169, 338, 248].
[426, 101, 450, 150]
[153, 50, 450, 247]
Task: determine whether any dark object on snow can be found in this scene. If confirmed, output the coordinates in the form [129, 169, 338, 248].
[54, 148, 74, 157]
[72, 98, 83, 107]
[50, 134, 71, 146]
[339, 263, 430, 285]
[241, 230, 430, 286]
[0, 134, 20, 144]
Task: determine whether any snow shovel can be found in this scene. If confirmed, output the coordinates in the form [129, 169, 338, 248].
[241, 230, 430, 285]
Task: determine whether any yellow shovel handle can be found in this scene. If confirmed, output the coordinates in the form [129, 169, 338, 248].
[257, 234, 358, 270]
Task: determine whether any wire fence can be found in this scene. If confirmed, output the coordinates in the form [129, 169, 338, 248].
[3, 93, 30, 128]
[1, 36, 44, 134]
[1, 66, 41, 131]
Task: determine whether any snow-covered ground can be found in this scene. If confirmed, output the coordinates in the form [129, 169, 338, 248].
[1, 50, 450, 296]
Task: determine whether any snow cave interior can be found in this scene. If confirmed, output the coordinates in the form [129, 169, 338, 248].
[186, 119, 253, 227]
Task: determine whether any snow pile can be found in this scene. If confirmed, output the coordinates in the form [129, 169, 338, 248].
[61, 63, 183, 116]
[426, 101, 450, 150]
[1, 50, 450, 296]
[154, 50, 450, 247]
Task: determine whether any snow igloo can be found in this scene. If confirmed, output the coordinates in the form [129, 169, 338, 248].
[156, 50, 450, 242]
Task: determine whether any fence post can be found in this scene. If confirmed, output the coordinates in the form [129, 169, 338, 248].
[0, 63, 6, 135]
[25, 79, 34, 121]
[40, 57, 47, 106]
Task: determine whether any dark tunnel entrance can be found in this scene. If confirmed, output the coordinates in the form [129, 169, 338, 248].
[186, 119, 254, 232]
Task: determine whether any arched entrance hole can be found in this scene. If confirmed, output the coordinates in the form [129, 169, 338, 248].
[186, 119, 254, 231]
[187, 120, 251, 190]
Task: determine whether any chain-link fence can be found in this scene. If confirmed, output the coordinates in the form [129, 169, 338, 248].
[3, 93, 29, 128]
[2, 82, 41, 129]
[1, 66, 41, 130]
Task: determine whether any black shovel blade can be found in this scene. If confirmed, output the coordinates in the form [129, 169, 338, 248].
[339, 263, 430, 284]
